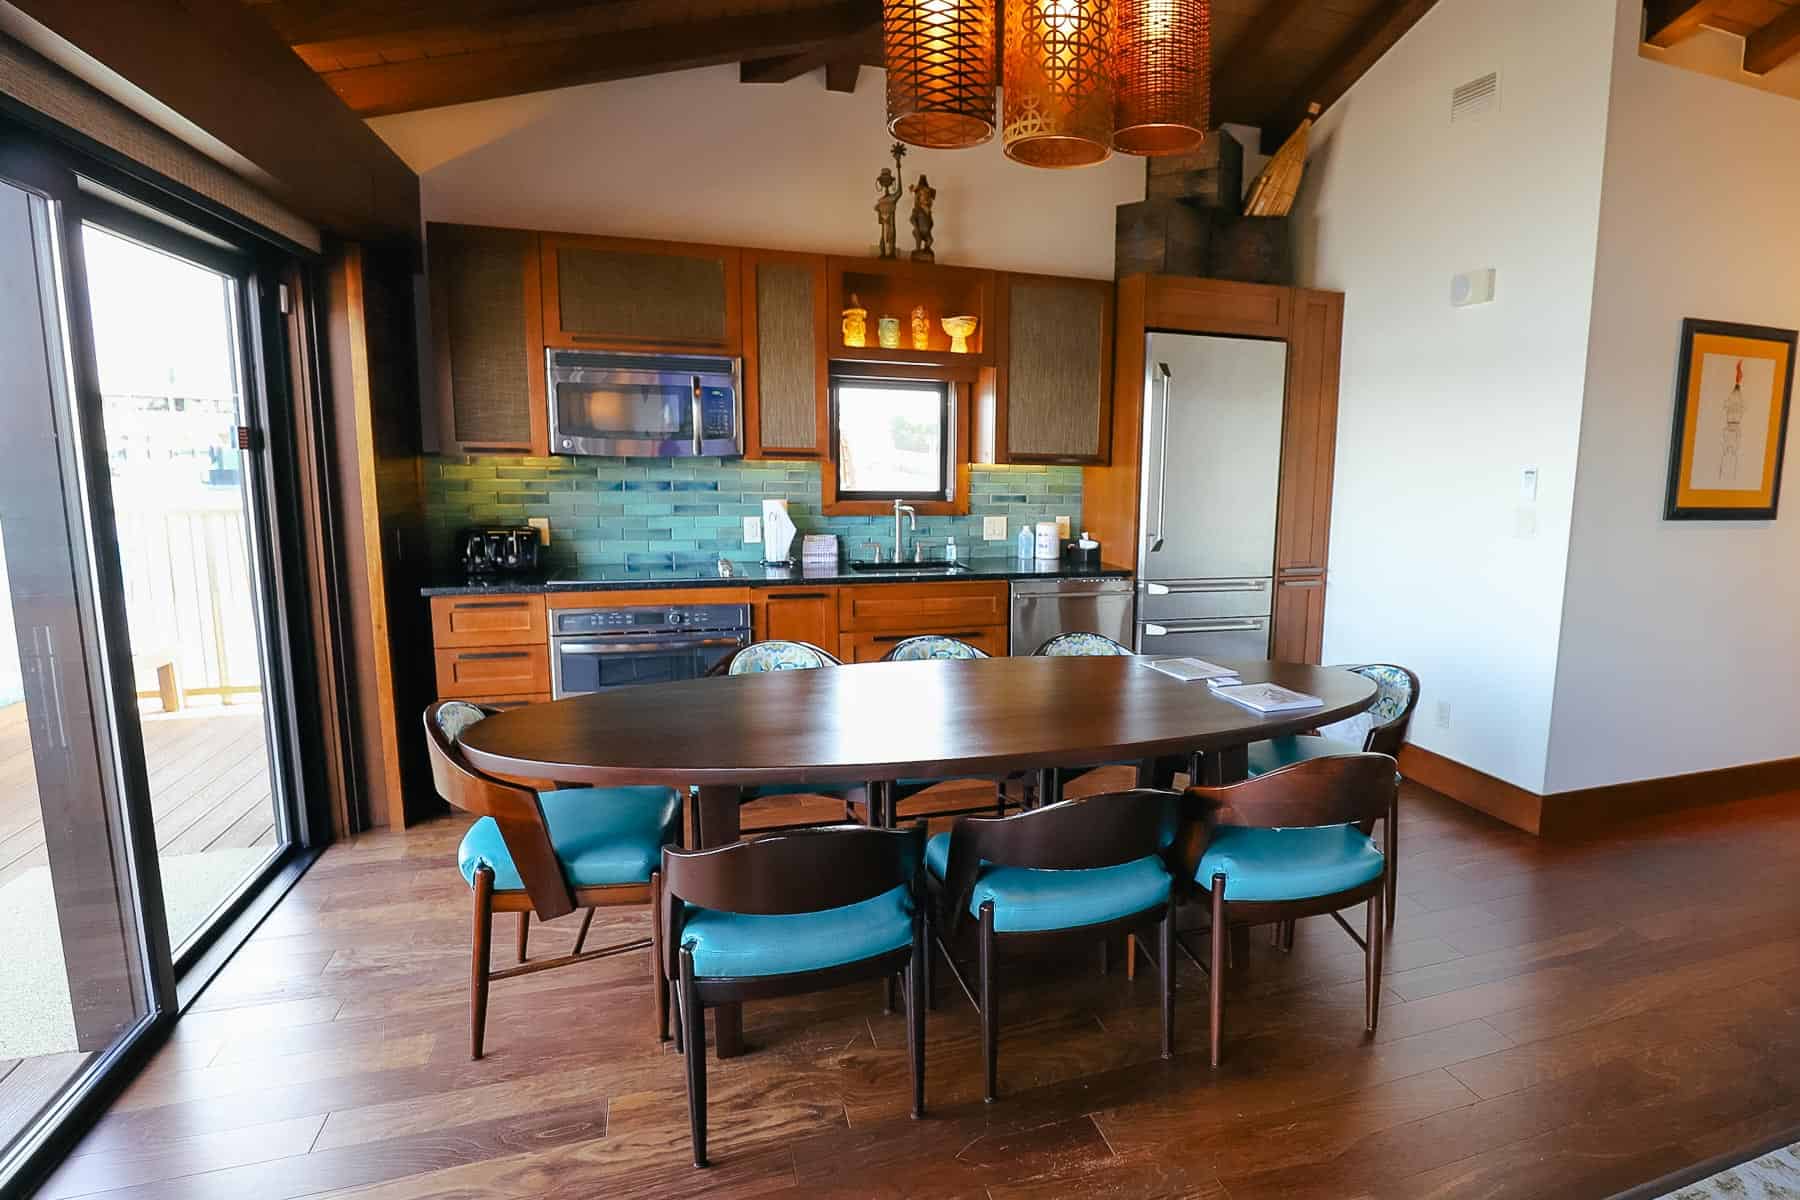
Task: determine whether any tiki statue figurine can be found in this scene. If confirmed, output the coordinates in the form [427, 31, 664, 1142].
[909, 174, 937, 264]
[874, 167, 901, 260]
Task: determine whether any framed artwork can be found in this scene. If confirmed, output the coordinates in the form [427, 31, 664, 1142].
[1664, 318, 1796, 520]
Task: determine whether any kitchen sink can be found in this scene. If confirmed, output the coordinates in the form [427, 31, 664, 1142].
[847, 560, 968, 573]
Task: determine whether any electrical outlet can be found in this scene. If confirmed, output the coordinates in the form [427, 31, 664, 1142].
[982, 516, 1007, 541]
[526, 517, 551, 545]
[1055, 515, 1071, 539]
[1435, 700, 1451, 729]
[743, 516, 762, 544]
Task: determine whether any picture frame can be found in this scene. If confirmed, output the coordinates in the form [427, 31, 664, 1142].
[1664, 318, 1797, 520]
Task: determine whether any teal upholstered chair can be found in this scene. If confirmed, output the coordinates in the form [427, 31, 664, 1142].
[926, 790, 1179, 1101]
[660, 825, 927, 1166]
[1181, 754, 1396, 1067]
[1245, 664, 1417, 931]
[424, 701, 682, 1059]
[882, 634, 990, 662]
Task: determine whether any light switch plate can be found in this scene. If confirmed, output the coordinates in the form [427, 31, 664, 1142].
[1055, 515, 1071, 538]
[982, 516, 1007, 541]
[743, 516, 762, 544]
[1451, 267, 1497, 307]
[1520, 467, 1538, 502]
[527, 517, 551, 544]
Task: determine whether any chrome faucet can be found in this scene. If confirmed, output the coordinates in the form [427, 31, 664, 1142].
[891, 498, 916, 563]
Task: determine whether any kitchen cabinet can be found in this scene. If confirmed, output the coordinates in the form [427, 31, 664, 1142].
[433, 645, 552, 699]
[986, 273, 1114, 464]
[840, 625, 1007, 663]
[1271, 288, 1341, 665]
[742, 250, 828, 459]
[1271, 575, 1326, 665]
[836, 580, 1009, 661]
[540, 233, 740, 353]
[430, 595, 551, 701]
[753, 586, 838, 654]
[429, 594, 547, 648]
[427, 222, 548, 455]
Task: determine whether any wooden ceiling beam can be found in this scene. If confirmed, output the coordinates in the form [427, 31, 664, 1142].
[740, 52, 830, 85]
[319, 2, 881, 115]
[1642, 0, 1730, 48]
[253, 0, 607, 49]
[1255, 0, 1442, 153]
[1743, 5, 1800, 74]
[740, 21, 877, 90]
[1210, 0, 1313, 124]
[825, 59, 861, 94]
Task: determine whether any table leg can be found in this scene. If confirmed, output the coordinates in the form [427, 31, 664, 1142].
[693, 785, 746, 1059]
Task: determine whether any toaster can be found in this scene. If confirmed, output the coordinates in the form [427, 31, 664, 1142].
[458, 526, 542, 576]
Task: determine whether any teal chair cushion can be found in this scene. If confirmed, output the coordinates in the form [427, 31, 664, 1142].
[679, 885, 914, 978]
[925, 832, 1171, 933]
[1196, 825, 1384, 902]
[1245, 734, 1361, 777]
[457, 786, 681, 892]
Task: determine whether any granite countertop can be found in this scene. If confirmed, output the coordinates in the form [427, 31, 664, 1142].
[421, 556, 1133, 597]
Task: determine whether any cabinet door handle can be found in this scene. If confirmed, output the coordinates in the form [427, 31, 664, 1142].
[769, 591, 829, 600]
[1280, 580, 1324, 590]
[454, 600, 530, 610]
[1148, 362, 1172, 553]
[1143, 619, 1264, 635]
[871, 631, 983, 643]
[457, 651, 531, 661]
[1144, 580, 1267, 595]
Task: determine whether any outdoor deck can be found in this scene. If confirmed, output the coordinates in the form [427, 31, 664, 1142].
[0, 700, 276, 889]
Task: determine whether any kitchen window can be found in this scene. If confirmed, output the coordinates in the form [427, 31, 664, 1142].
[831, 377, 952, 502]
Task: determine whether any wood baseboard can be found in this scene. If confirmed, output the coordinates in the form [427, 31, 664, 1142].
[1398, 744, 1800, 838]
[1397, 745, 1543, 834]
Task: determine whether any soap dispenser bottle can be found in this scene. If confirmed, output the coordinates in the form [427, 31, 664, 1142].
[1015, 524, 1034, 558]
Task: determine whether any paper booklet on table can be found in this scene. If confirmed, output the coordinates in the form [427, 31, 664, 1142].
[1210, 682, 1325, 713]
[1139, 657, 1240, 683]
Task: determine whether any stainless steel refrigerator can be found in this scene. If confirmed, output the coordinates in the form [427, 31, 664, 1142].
[1135, 332, 1289, 659]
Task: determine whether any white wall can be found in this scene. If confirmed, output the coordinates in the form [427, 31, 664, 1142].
[369, 65, 1143, 279]
[1293, 0, 1619, 792]
[1544, 0, 1800, 792]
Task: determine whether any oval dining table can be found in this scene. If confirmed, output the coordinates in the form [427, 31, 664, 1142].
[458, 655, 1376, 1057]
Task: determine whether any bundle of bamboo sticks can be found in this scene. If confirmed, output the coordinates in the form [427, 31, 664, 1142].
[1244, 102, 1320, 219]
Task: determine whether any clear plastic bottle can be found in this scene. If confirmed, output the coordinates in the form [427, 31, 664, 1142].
[1016, 525, 1034, 558]
[945, 535, 958, 562]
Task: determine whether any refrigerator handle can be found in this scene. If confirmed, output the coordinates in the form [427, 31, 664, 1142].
[1148, 362, 1172, 553]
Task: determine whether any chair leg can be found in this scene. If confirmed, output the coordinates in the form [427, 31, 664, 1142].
[885, 974, 898, 1015]
[979, 901, 998, 1103]
[470, 866, 494, 1061]
[516, 912, 530, 963]
[1366, 888, 1385, 1035]
[1385, 801, 1399, 930]
[572, 908, 595, 956]
[1160, 899, 1176, 1059]
[672, 984, 684, 1055]
[923, 904, 937, 1012]
[1126, 933, 1138, 982]
[1209, 874, 1227, 1069]
[679, 948, 708, 1168]
[908, 913, 926, 1119]
[1279, 919, 1296, 952]
[650, 875, 669, 1043]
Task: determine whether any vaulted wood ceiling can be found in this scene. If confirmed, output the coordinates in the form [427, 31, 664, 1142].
[241, 0, 1442, 148]
[1644, 0, 1800, 73]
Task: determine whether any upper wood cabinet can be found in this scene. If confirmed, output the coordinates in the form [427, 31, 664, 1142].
[742, 250, 828, 459]
[427, 222, 548, 455]
[540, 233, 741, 353]
[987, 273, 1114, 464]
[1275, 288, 1343, 575]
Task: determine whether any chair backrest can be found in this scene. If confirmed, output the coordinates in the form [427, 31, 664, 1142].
[1176, 754, 1397, 879]
[1033, 631, 1133, 656]
[723, 639, 842, 674]
[659, 825, 924, 979]
[937, 790, 1178, 937]
[1317, 664, 1419, 755]
[422, 701, 577, 920]
[882, 634, 989, 662]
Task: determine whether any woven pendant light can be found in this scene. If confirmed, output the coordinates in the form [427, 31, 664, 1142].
[884, 0, 997, 149]
[1003, 0, 1115, 168]
[1113, 0, 1210, 156]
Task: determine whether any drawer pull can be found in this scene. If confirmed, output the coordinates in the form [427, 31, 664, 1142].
[1280, 580, 1324, 590]
[457, 651, 531, 661]
[454, 600, 530, 610]
[768, 591, 829, 600]
[872, 631, 982, 643]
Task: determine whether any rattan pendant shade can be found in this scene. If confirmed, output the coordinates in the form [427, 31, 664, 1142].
[883, 0, 997, 149]
[1113, 0, 1210, 156]
[1003, 0, 1116, 168]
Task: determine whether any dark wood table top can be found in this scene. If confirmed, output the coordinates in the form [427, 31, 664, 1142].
[458, 657, 1376, 787]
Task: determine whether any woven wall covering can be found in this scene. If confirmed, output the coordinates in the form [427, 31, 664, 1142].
[1113, 0, 1210, 156]
[1003, 0, 1115, 169]
[883, 0, 997, 149]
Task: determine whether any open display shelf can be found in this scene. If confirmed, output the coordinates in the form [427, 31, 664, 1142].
[826, 257, 996, 369]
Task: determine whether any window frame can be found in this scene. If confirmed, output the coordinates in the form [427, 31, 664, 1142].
[820, 364, 976, 516]
[828, 374, 953, 504]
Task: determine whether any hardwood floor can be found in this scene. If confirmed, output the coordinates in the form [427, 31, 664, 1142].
[30, 775, 1800, 1199]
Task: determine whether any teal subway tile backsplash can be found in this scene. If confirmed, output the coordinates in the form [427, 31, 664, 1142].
[424, 456, 1082, 570]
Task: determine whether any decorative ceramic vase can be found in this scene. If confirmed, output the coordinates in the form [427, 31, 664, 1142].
[877, 315, 902, 349]
[942, 314, 977, 354]
[910, 305, 931, 350]
[842, 294, 868, 349]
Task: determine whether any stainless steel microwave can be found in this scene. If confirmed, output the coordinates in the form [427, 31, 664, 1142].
[546, 349, 742, 458]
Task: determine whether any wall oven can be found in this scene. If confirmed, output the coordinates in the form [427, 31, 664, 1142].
[550, 601, 751, 697]
[547, 349, 742, 457]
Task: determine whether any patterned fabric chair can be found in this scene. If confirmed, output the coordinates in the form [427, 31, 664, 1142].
[926, 790, 1179, 1101]
[1180, 754, 1396, 1067]
[724, 639, 841, 673]
[1033, 631, 1133, 657]
[882, 634, 990, 662]
[661, 826, 927, 1166]
[1244, 664, 1417, 931]
[424, 701, 682, 1059]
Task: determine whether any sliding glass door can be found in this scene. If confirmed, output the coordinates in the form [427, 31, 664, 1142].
[78, 217, 291, 955]
[0, 164, 162, 1170]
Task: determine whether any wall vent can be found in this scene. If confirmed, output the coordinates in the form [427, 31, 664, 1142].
[1451, 72, 1499, 123]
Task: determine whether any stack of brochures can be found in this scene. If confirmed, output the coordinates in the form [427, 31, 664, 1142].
[1210, 681, 1325, 713]
[1139, 657, 1240, 683]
